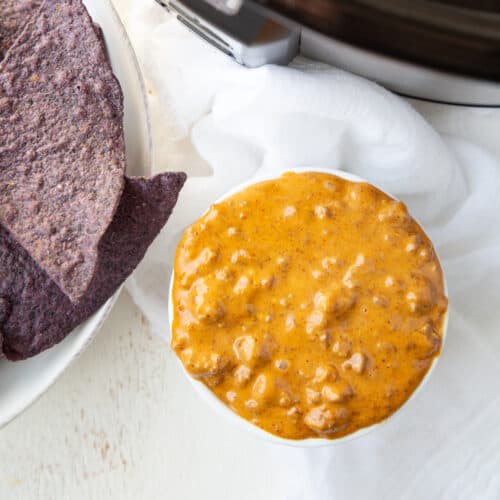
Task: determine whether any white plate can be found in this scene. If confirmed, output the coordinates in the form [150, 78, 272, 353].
[0, 0, 151, 429]
[169, 167, 449, 447]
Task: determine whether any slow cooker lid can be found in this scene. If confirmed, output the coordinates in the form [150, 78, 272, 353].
[251, 0, 500, 82]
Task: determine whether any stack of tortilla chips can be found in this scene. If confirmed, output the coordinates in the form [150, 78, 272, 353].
[0, 0, 186, 359]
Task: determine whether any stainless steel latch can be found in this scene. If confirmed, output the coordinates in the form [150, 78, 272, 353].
[154, 0, 299, 67]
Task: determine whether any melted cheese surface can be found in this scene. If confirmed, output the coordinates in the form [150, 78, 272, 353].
[172, 172, 448, 440]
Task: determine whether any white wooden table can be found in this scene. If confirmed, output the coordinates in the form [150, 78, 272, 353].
[2, 2, 500, 499]
[0, 2, 283, 498]
[0, 290, 287, 500]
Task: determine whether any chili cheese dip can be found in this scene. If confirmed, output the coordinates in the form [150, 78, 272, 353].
[171, 172, 448, 440]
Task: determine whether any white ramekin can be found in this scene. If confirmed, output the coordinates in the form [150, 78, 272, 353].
[168, 167, 449, 447]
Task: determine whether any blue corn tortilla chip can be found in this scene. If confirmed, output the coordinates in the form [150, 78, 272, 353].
[0, 0, 42, 61]
[0, 172, 186, 360]
[0, 0, 126, 302]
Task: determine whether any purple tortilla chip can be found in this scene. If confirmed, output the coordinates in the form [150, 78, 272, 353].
[0, 0, 126, 302]
[0, 172, 187, 361]
[0, 0, 42, 61]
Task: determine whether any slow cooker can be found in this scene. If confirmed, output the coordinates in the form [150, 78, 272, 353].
[154, 0, 500, 106]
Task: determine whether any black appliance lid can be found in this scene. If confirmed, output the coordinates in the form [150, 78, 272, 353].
[251, 0, 500, 81]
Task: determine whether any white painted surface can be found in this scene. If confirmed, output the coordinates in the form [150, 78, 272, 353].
[0, 291, 286, 500]
[2, 2, 500, 499]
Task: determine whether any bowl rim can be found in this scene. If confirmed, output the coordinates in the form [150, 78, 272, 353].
[168, 166, 449, 447]
[0, 0, 152, 430]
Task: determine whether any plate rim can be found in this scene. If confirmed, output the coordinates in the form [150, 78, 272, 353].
[0, 0, 152, 430]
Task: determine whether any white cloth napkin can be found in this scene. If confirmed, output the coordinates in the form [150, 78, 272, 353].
[122, 3, 500, 498]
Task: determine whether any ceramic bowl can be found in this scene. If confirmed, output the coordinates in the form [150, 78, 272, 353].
[168, 167, 449, 446]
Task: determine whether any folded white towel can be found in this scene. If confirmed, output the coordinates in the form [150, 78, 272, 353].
[124, 5, 500, 499]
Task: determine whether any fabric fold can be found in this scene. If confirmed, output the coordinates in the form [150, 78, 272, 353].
[124, 4, 500, 499]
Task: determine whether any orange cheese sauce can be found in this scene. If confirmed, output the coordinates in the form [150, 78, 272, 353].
[171, 172, 448, 440]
